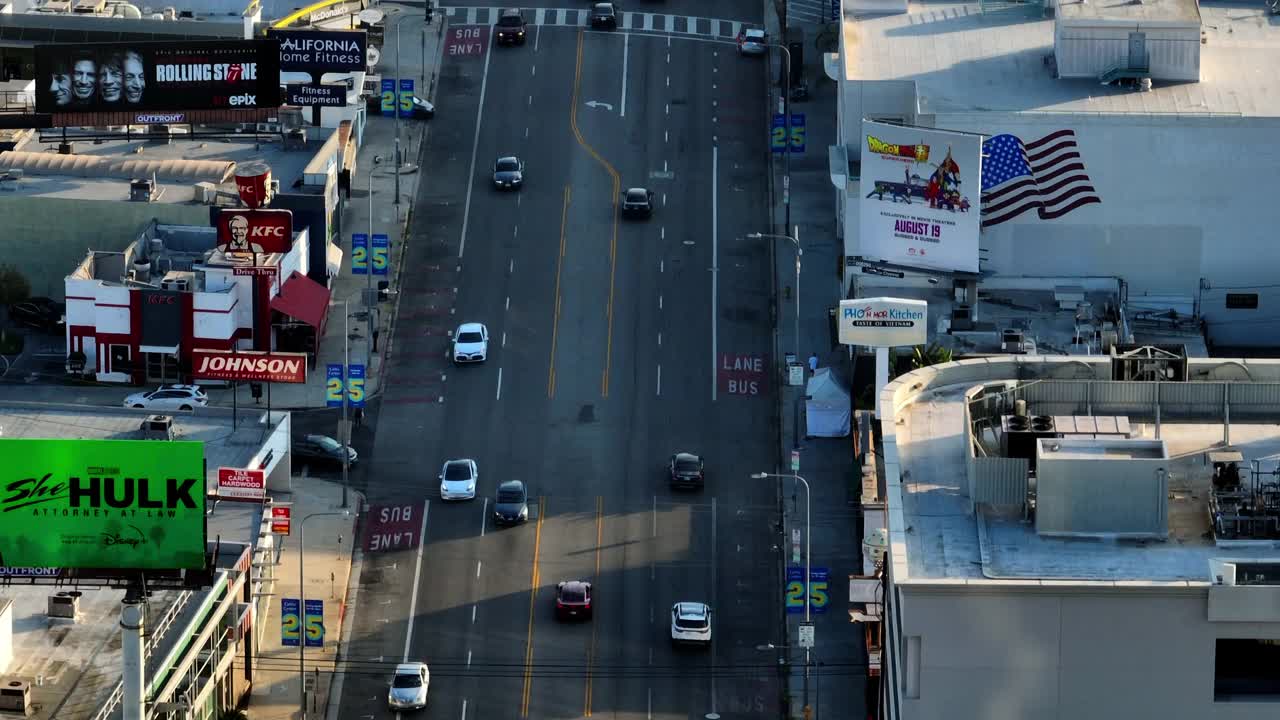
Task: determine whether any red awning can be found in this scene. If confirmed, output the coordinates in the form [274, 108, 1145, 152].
[270, 271, 331, 332]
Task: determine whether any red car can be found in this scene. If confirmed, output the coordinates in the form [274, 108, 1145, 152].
[555, 580, 592, 620]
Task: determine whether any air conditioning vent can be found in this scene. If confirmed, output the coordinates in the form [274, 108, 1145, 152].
[141, 414, 174, 440]
[47, 591, 81, 619]
[129, 178, 155, 202]
[1007, 415, 1030, 432]
[1031, 416, 1056, 432]
[0, 680, 31, 712]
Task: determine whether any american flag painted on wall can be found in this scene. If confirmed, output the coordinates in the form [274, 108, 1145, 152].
[980, 130, 1101, 228]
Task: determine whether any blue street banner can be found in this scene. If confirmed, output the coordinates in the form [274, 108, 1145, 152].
[347, 364, 366, 408]
[281, 598, 301, 646]
[380, 78, 396, 116]
[325, 364, 344, 407]
[785, 566, 831, 614]
[830, 0, 840, 21]
[371, 233, 389, 276]
[771, 113, 807, 154]
[351, 233, 369, 275]
[398, 78, 415, 118]
[303, 599, 325, 647]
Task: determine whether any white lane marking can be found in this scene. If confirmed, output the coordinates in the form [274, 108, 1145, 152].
[652, 496, 657, 537]
[472, 604, 478, 622]
[660, 259, 664, 273]
[461, 698, 468, 720]
[711, 145, 718, 402]
[658, 295, 663, 310]
[666, 52, 670, 63]
[403, 500, 431, 661]
[663, 193, 667, 206]
[480, 498, 489, 537]
[710, 496, 718, 714]
[661, 226, 665, 240]
[656, 364, 661, 396]
[528, 94, 532, 106]
[509, 258, 515, 273]
[496, 367, 502, 400]
[517, 193, 522, 206]
[621, 31, 629, 118]
[476, 560, 482, 578]
[664, 129, 668, 142]
[665, 103, 669, 116]
[658, 332, 662, 346]
[535, 24, 541, 51]
[525, 126, 529, 138]
[666, 75, 669, 87]
[663, 160, 668, 173]
[531, 64, 536, 76]
[648, 688, 653, 720]
[513, 226, 519, 238]
[457, 34, 493, 259]
[467, 650, 472, 668]
[505, 296, 511, 310]
[502, 331, 507, 347]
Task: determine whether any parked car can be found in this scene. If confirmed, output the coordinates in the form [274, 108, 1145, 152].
[493, 480, 529, 526]
[590, 2, 618, 29]
[492, 156, 525, 190]
[621, 187, 655, 218]
[8, 297, 65, 332]
[292, 434, 358, 468]
[670, 602, 712, 646]
[737, 27, 768, 56]
[453, 322, 490, 363]
[668, 452, 705, 490]
[123, 384, 208, 411]
[495, 8, 528, 45]
[439, 458, 478, 501]
[387, 662, 430, 711]
[556, 580, 593, 620]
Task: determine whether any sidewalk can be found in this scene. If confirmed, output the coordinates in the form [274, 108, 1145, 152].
[241, 475, 365, 720]
[764, 3, 868, 720]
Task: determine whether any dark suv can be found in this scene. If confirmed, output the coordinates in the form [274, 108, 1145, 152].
[493, 480, 529, 526]
[495, 8, 527, 45]
[621, 187, 654, 218]
[668, 452, 705, 490]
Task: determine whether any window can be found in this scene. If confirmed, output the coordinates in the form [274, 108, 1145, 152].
[1226, 293, 1259, 310]
[1215, 639, 1280, 700]
[109, 345, 130, 372]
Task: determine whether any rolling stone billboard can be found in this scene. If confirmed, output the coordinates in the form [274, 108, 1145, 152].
[858, 120, 983, 273]
[191, 349, 309, 384]
[215, 208, 294, 255]
[34, 39, 281, 115]
[0, 439, 207, 570]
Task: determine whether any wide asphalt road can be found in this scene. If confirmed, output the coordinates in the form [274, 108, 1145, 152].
[337, 6, 780, 720]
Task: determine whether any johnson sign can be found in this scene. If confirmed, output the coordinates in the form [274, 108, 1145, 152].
[837, 297, 928, 347]
[191, 349, 308, 384]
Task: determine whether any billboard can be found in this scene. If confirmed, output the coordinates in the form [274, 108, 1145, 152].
[838, 298, 928, 347]
[286, 83, 348, 107]
[192, 349, 308, 384]
[858, 121, 982, 273]
[270, 29, 367, 73]
[34, 40, 281, 114]
[0, 439, 207, 570]
[217, 467, 266, 501]
[215, 208, 294, 255]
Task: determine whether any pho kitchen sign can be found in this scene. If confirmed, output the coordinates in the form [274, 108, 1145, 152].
[191, 349, 308, 384]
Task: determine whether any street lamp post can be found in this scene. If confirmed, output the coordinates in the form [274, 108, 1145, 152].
[768, 43, 794, 234]
[298, 510, 349, 719]
[366, 155, 383, 373]
[332, 297, 352, 509]
[753, 472, 812, 720]
[748, 229, 802, 369]
[394, 20, 402, 208]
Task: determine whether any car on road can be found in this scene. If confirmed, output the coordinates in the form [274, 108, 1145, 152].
[495, 8, 527, 45]
[123, 384, 208, 411]
[555, 580, 593, 620]
[492, 156, 525, 190]
[668, 452, 705, 490]
[292, 434, 358, 468]
[590, 2, 618, 29]
[409, 95, 435, 119]
[737, 27, 768, 56]
[670, 602, 712, 646]
[8, 297, 65, 332]
[387, 662, 430, 711]
[493, 480, 529, 526]
[439, 458, 478, 501]
[452, 322, 489, 364]
[621, 187, 655, 218]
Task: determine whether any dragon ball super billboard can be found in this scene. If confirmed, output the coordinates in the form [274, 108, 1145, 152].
[858, 121, 982, 273]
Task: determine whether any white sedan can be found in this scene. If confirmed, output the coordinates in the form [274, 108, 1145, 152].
[439, 458, 478, 501]
[387, 661, 429, 710]
[453, 322, 489, 363]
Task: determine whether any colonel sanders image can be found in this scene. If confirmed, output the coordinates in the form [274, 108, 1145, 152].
[70, 53, 96, 106]
[122, 50, 145, 104]
[225, 214, 266, 255]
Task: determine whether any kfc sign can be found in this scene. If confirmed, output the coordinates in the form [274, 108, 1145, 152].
[215, 208, 293, 255]
[218, 467, 266, 501]
[147, 293, 178, 304]
[191, 349, 308, 384]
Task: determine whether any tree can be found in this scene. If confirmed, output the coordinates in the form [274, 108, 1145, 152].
[0, 264, 30, 305]
[910, 342, 954, 370]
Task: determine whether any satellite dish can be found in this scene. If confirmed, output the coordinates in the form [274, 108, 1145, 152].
[366, 46, 381, 68]
[358, 8, 383, 25]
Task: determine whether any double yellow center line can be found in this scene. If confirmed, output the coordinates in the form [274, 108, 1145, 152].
[584, 495, 604, 716]
[520, 496, 547, 717]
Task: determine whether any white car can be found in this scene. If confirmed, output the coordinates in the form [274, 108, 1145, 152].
[737, 28, 768, 56]
[453, 322, 489, 363]
[387, 662, 429, 710]
[123, 384, 208, 411]
[670, 602, 712, 646]
[439, 458, 478, 500]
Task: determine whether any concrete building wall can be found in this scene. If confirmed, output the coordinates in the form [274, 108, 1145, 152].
[898, 585, 1280, 720]
[0, 598, 11, 675]
[1, 197, 207, 298]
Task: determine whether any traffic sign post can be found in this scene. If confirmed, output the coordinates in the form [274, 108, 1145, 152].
[281, 598, 300, 647]
[798, 621, 816, 649]
[791, 449, 801, 473]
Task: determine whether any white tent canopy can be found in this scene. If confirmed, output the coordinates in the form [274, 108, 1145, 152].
[806, 368, 851, 437]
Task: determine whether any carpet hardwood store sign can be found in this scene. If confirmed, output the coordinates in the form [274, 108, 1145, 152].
[0, 439, 207, 570]
[191, 349, 309, 384]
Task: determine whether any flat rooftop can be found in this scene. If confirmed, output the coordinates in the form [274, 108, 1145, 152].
[0, 403, 268, 720]
[0, 129, 320, 204]
[842, 3, 1280, 116]
[896, 385, 1280, 583]
[1056, 0, 1202, 23]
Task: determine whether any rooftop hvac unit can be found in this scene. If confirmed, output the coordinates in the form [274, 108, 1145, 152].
[256, 122, 280, 134]
[0, 680, 31, 713]
[160, 276, 188, 292]
[129, 178, 155, 202]
[57, 142, 74, 154]
[47, 591, 81, 619]
[1002, 414, 1059, 469]
[1001, 328, 1025, 354]
[193, 181, 217, 204]
[141, 414, 174, 439]
[4, 169, 23, 181]
[161, 6, 176, 20]
[44, 0, 72, 12]
[72, 0, 106, 13]
[284, 128, 307, 150]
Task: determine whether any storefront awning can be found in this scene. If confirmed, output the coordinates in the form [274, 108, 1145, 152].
[326, 242, 344, 278]
[270, 270, 331, 333]
[139, 344, 179, 354]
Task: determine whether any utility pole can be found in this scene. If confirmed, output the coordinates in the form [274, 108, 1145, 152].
[366, 156, 382, 373]
[340, 298, 350, 509]
[394, 19, 402, 208]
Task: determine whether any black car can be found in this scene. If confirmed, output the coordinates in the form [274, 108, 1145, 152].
[669, 452, 704, 489]
[8, 297, 65, 332]
[555, 580, 593, 620]
[495, 8, 527, 45]
[621, 187, 655, 218]
[492, 156, 525, 190]
[292, 434, 358, 468]
[493, 480, 529, 526]
[590, 2, 618, 29]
